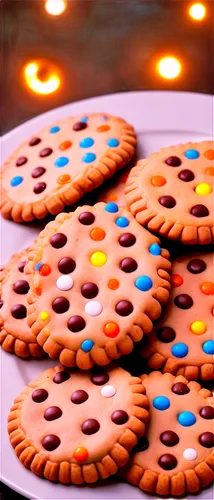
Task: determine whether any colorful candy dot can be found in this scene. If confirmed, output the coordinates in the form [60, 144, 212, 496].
[171, 343, 188, 358]
[108, 279, 119, 290]
[105, 193, 118, 202]
[135, 276, 153, 292]
[205, 167, 214, 176]
[101, 116, 108, 121]
[40, 311, 49, 321]
[115, 216, 129, 228]
[151, 175, 166, 187]
[73, 447, 89, 462]
[49, 126, 60, 133]
[90, 251, 107, 267]
[56, 275, 73, 291]
[149, 243, 161, 256]
[183, 448, 198, 461]
[55, 157, 69, 168]
[105, 202, 119, 213]
[79, 137, 94, 148]
[82, 153, 96, 163]
[39, 264, 51, 276]
[80, 116, 88, 123]
[90, 228, 106, 241]
[184, 149, 199, 159]
[200, 282, 214, 295]
[35, 287, 42, 296]
[57, 174, 71, 184]
[107, 138, 119, 147]
[101, 385, 116, 398]
[171, 274, 184, 287]
[190, 321, 207, 335]
[59, 141, 72, 151]
[85, 301, 103, 316]
[35, 261, 43, 271]
[178, 411, 196, 427]
[103, 322, 120, 338]
[97, 124, 110, 132]
[81, 340, 94, 352]
[204, 149, 214, 160]
[202, 340, 214, 355]
[10, 176, 23, 187]
[195, 183, 212, 196]
[153, 396, 170, 411]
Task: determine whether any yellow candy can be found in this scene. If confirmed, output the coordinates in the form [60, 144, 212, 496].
[90, 251, 107, 267]
[190, 321, 207, 335]
[40, 311, 49, 321]
[195, 183, 212, 196]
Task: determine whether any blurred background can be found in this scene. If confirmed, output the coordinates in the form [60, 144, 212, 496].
[1, 0, 214, 135]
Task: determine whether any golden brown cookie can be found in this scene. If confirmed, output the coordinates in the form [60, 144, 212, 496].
[123, 372, 214, 496]
[0, 249, 43, 358]
[141, 252, 214, 381]
[97, 165, 131, 207]
[1, 113, 136, 223]
[8, 364, 149, 484]
[125, 141, 214, 244]
[25, 202, 171, 369]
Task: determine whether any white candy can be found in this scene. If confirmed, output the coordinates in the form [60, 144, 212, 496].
[84, 301, 102, 316]
[101, 385, 116, 398]
[183, 448, 198, 461]
[56, 275, 73, 291]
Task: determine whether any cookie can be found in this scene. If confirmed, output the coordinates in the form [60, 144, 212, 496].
[97, 165, 131, 207]
[25, 202, 171, 369]
[125, 141, 214, 244]
[8, 364, 149, 484]
[141, 252, 214, 381]
[0, 249, 43, 358]
[0, 113, 136, 223]
[123, 372, 214, 496]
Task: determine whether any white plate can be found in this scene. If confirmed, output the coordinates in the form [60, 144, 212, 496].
[1, 91, 213, 500]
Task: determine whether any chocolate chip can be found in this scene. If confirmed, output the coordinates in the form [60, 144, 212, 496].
[16, 156, 27, 166]
[53, 371, 70, 384]
[44, 406, 62, 421]
[187, 259, 207, 274]
[71, 390, 89, 404]
[81, 418, 100, 435]
[0, 299, 3, 309]
[172, 382, 190, 395]
[42, 434, 60, 451]
[199, 432, 214, 448]
[13, 280, 29, 295]
[81, 282, 98, 299]
[133, 436, 149, 452]
[29, 137, 41, 146]
[157, 326, 176, 343]
[160, 431, 179, 447]
[52, 297, 70, 314]
[119, 233, 136, 247]
[200, 406, 214, 420]
[174, 293, 193, 309]
[165, 156, 181, 167]
[158, 454, 177, 470]
[18, 261, 27, 273]
[67, 315, 86, 332]
[73, 121, 87, 131]
[33, 182, 46, 194]
[159, 196, 176, 209]
[39, 147, 53, 158]
[178, 169, 195, 182]
[78, 211, 95, 225]
[111, 410, 129, 425]
[91, 368, 109, 386]
[11, 304, 27, 319]
[50, 233, 67, 249]
[32, 388, 48, 403]
[120, 257, 138, 273]
[58, 257, 76, 274]
[31, 167, 46, 178]
[191, 204, 209, 217]
[115, 300, 133, 316]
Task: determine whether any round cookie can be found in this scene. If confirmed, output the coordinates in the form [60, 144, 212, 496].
[124, 372, 214, 496]
[0, 249, 43, 358]
[141, 252, 214, 381]
[25, 202, 171, 369]
[97, 165, 131, 207]
[8, 364, 149, 484]
[125, 141, 214, 244]
[0, 113, 136, 223]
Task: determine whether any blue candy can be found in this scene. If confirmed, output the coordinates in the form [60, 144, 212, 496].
[81, 340, 94, 352]
[115, 217, 129, 228]
[202, 340, 214, 355]
[107, 138, 119, 147]
[135, 276, 153, 292]
[184, 149, 199, 160]
[171, 343, 188, 358]
[178, 411, 196, 427]
[149, 243, 161, 256]
[49, 126, 60, 133]
[55, 157, 69, 167]
[80, 116, 89, 122]
[153, 396, 170, 411]
[79, 137, 94, 148]
[105, 202, 119, 213]
[35, 261, 43, 271]
[82, 153, 96, 163]
[10, 176, 23, 187]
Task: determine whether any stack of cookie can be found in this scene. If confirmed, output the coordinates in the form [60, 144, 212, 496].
[0, 113, 213, 497]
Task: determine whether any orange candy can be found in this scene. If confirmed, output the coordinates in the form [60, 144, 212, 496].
[171, 274, 184, 287]
[35, 287, 42, 296]
[73, 447, 89, 462]
[108, 279, 119, 290]
[59, 140, 72, 151]
[151, 176, 166, 187]
[106, 193, 118, 202]
[97, 125, 110, 132]
[204, 149, 214, 160]
[205, 167, 214, 176]
[39, 264, 51, 276]
[103, 322, 120, 338]
[200, 282, 214, 295]
[57, 174, 71, 185]
[90, 228, 106, 241]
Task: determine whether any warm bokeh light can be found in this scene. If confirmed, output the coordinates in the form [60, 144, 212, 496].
[24, 61, 61, 95]
[189, 3, 206, 20]
[45, 0, 67, 16]
[157, 56, 182, 80]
